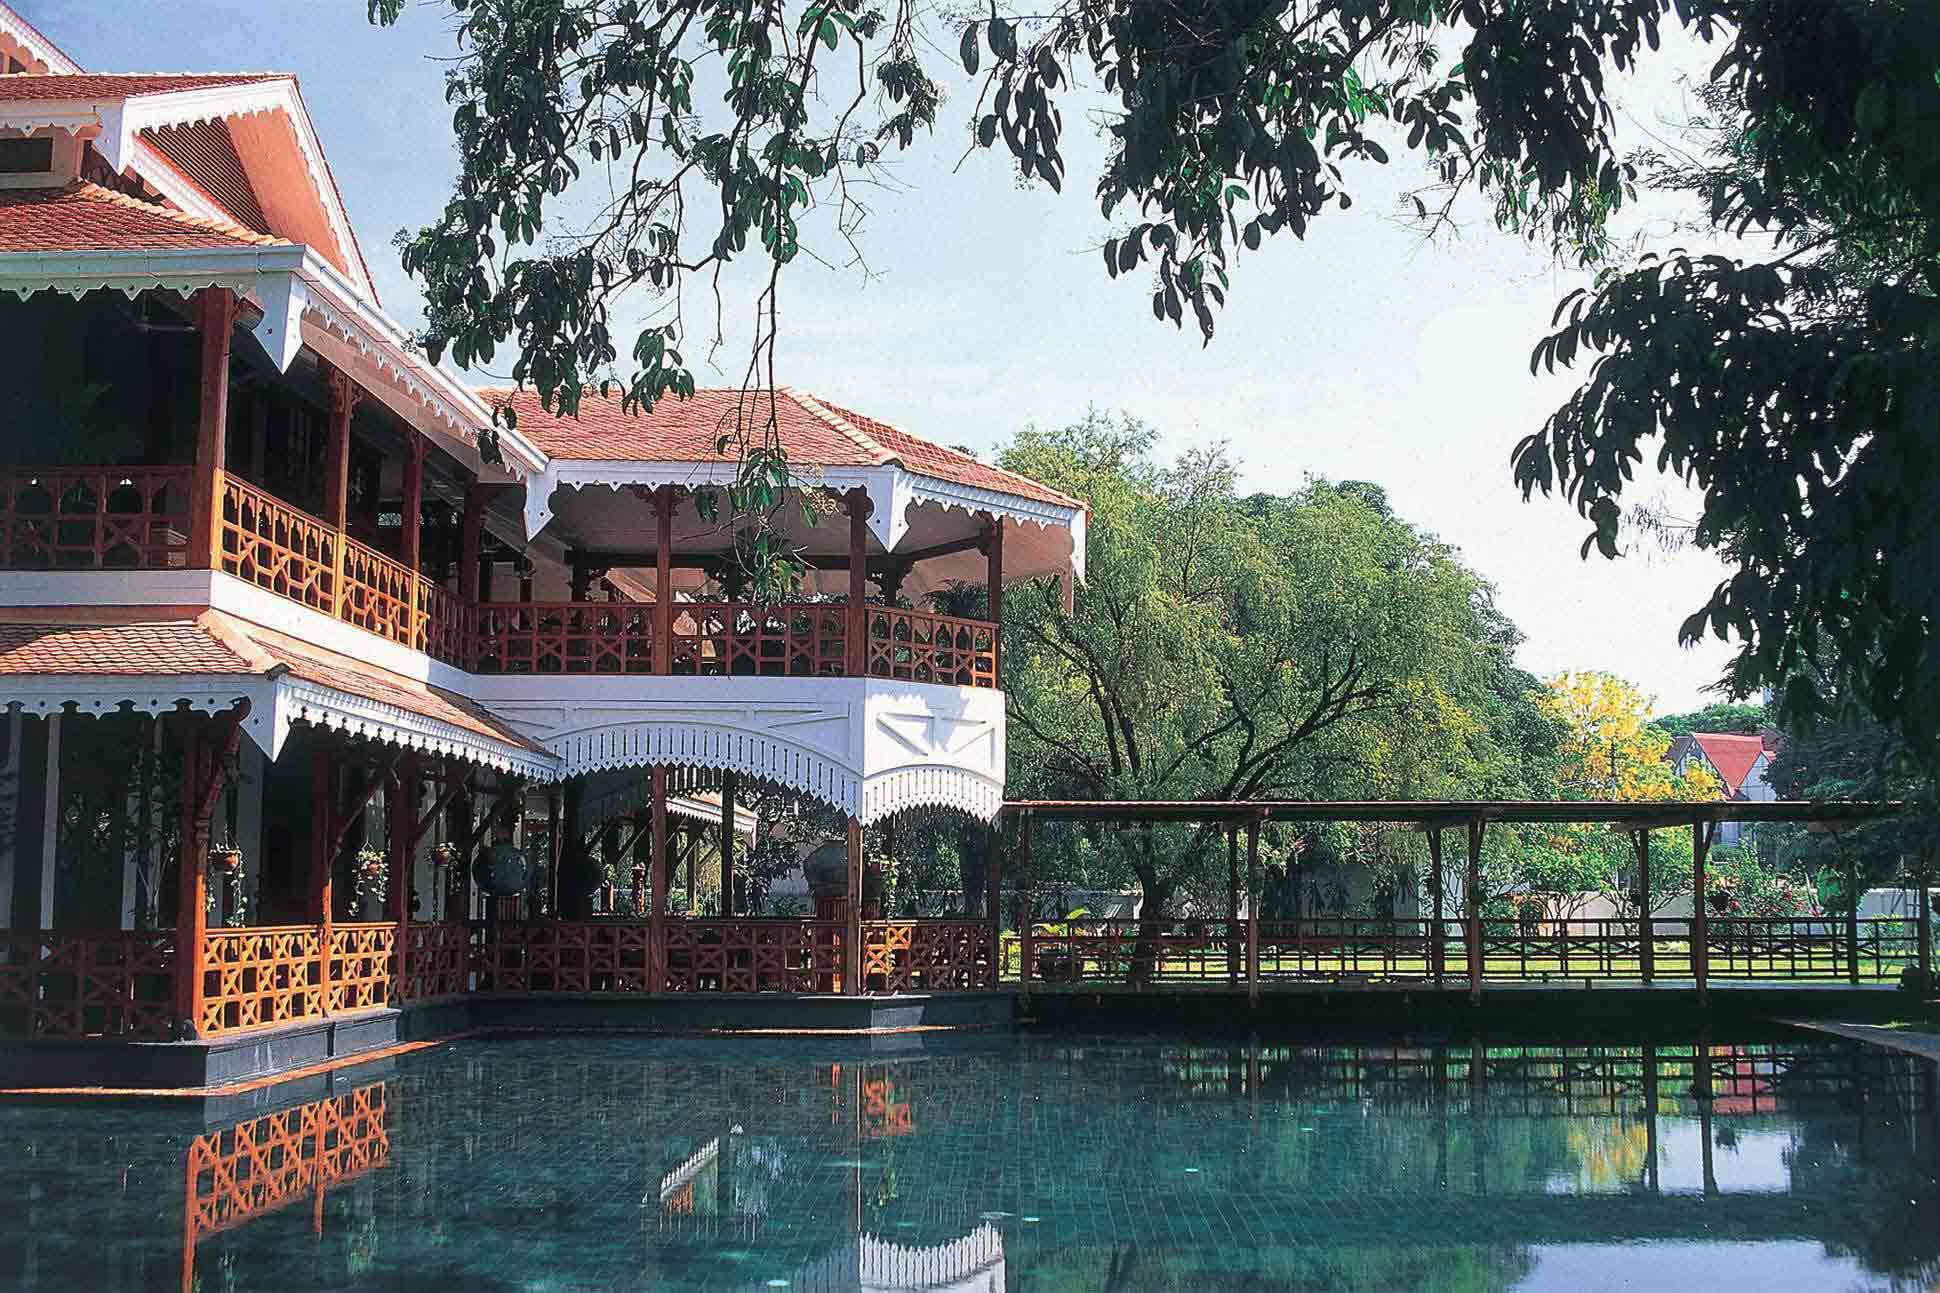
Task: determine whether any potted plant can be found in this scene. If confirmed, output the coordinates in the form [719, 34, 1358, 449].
[353, 848, 389, 917]
[207, 840, 244, 875]
[430, 842, 459, 871]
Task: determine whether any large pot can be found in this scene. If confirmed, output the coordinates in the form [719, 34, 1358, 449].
[473, 843, 529, 897]
[801, 841, 882, 902]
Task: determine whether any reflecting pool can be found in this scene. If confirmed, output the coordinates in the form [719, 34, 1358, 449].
[1, 1032, 1936, 1290]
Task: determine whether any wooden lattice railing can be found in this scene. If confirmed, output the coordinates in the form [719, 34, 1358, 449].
[400, 921, 471, 999]
[417, 574, 474, 668]
[326, 922, 397, 1013]
[669, 601, 849, 677]
[338, 538, 419, 650]
[0, 929, 175, 1039]
[475, 920, 653, 992]
[0, 466, 194, 570]
[200, 924, 325, 1037]
[219, 475, 339, 615]
[862, 920, 995, 991]
[473, 602, 656, 674]
[866, 606, 998, 688]
[662, 918, 848, 992]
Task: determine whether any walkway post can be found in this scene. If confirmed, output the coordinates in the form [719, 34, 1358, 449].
[188, 288, 235, 570]
[845, 490, 870, 677]
[1428, 828, 1445, 988]
[387, 754, 415, 985]
[985, 817, 1003, 989]
[1227, 825, 1240, 985]
[1691, 818, 1711, 1007]
[1018, 813, 1034, 1000]
[653, 488, 674, 674]
[1844, 849, 1863, 984]
[1466, 817, 1484, 1005]
[845, 816, 864, 995]
[1918, 848, 1933, 993]
[719, 771, 737, 917]
[1636, 830, 1654, 983]
[173, 709, 242, 1038]
[1245, 815, 1260, 1006]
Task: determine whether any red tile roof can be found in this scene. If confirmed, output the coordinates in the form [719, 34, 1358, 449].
[0, 72, 288, 101]
[0, 182, 290, 252]
[489, 387, 1082, 509]
[0, 615, 256, 674]
[1690, 732, 1766, 796]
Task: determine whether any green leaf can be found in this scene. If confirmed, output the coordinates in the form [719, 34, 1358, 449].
[960, 23, 979, 75]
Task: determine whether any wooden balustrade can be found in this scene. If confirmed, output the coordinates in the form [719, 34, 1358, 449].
[0, 466, 194, 570]
[475, 921, 652, 992]
[473, 601, 655, 675]
[185, 1084, 389, 1246]
[14, 467, 1007, 689]
[1025, 918, 1242, 985]
[326, 921, 397, 1013]
[400, 921, 471, 999]
[0, 929, 175, 1039]
[669, 601, 848, 677]
[219, 475, 339, 615]
[199, 924, 325, 1037]
[661, 918, 847, 992]
[865, 606, 998, 688]
[861, 919, 995, 991]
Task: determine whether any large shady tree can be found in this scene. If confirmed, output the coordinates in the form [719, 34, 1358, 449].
[997, 412, 1548, 920]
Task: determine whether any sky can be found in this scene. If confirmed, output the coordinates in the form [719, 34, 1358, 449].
[27, 1, 1748, 713]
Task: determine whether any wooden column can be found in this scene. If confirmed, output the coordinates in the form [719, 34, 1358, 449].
[1845, 850, 1862, 985]
[1428, 828, 1445, 988]
[1017, 813, 1034, 999]
[1692, 818, 1712, 1006]
[1918, 850, 1933, 993]
[650, 766, 669, 987]
[559, 779, 584, 918]
[1226, 825, 1240, 985]
[1466, 817, 1484, 1005]
[172, 709, 244, 1039]
[1643, 1043, 1661, 1194]
[387, 756, 415, 1003]
[458, 483, 484, 603]
[1245, 816, 1261, 1005]
[188, 288, 236, 570]
[309, 743, 339, 1017]
[1636, 830, 1654, 983]
[719, 771, 737, 917]
[546, 784, 562, 918]
[322, 365, 356, 619]
[653, 487, 675, 673]
[844, 816, 864, 996]
[845, 490, 870, 677]
[985, 819, 1003, 987]
[400, 437, 426, 570]
[684, 825, 698, 911]
[983, 515, 1004, 686]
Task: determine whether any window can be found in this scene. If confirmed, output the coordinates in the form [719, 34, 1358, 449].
[0, 137, 54, 175]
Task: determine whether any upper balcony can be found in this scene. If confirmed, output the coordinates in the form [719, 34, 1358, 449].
[0, 290, 1086, 695]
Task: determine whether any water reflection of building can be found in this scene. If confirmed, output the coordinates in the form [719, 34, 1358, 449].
[736, 1225, 1006, 1293]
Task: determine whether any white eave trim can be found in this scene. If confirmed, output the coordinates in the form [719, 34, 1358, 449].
[897, 470, 1088, 581]
[522, 459, 899, 548]
[0, 7, 84, 75]
[272, 675, 559, 782]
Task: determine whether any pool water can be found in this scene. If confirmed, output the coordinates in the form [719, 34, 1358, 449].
[1, 1031, 1935, 1291]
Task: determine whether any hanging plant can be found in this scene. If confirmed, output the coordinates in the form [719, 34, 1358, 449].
[207, 841, 244, 874]
[430, 842, 459, 870]
[353, 848, 390, 906]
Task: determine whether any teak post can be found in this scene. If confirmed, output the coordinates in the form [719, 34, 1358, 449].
[1691, 818, 1712, 1006]
[188, 288, 236, 571]
[1635, 830, 1654, 983]
[846, 490, 870, 677]
[1428, 828, 1446, 988]
[649, 766, 669, 987]
[985, 819, 1004, 988]
[173, 704, 245, 1038]
[309, 743, 340, 1017]
[400, 435, 426, 644]
[653, 487, 674, 673]
[1845, 851, 1862, 985]
[1466, 817, 1485, 1004]
[388, 754, 418, 995]
[323, 363, 357, 616]
[545, 784, 562, 918]
[1017, 813, 1034, 998]
[458, 483, 483, 603]
[1245, 816, 1261, 1005]
[844, 816, 864, 995]
[982, 515, 1004, 686]
[719, 771, 738, 917]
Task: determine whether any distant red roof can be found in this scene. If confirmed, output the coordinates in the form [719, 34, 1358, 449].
[1690, 732, 1766, 796]
[0, 182, 288, 252]
[490, 387, 1082, 510]
[0, 615, 255, 675]
[0, 72, 288, 100]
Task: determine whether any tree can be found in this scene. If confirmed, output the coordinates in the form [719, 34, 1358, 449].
[998, 412, 1553, 940]
[1652, 699, 1770, 741]
[1516, 8, 1940, 755]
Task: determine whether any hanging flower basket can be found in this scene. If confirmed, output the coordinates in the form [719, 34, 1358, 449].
[353, 848, 390, 906]
[207, 845, 244, 874]
[430, 843, 459, 870]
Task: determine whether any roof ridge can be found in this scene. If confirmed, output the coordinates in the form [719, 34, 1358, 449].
[65, 179, 289, 247]
[0, 70, 292, 80]
[790, 388, 891, 464]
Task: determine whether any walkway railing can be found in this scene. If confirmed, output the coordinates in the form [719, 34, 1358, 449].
[0, 928, 176, 1039]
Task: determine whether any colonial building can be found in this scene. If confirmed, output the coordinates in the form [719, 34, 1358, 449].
[0, 4, 1082, 1081]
